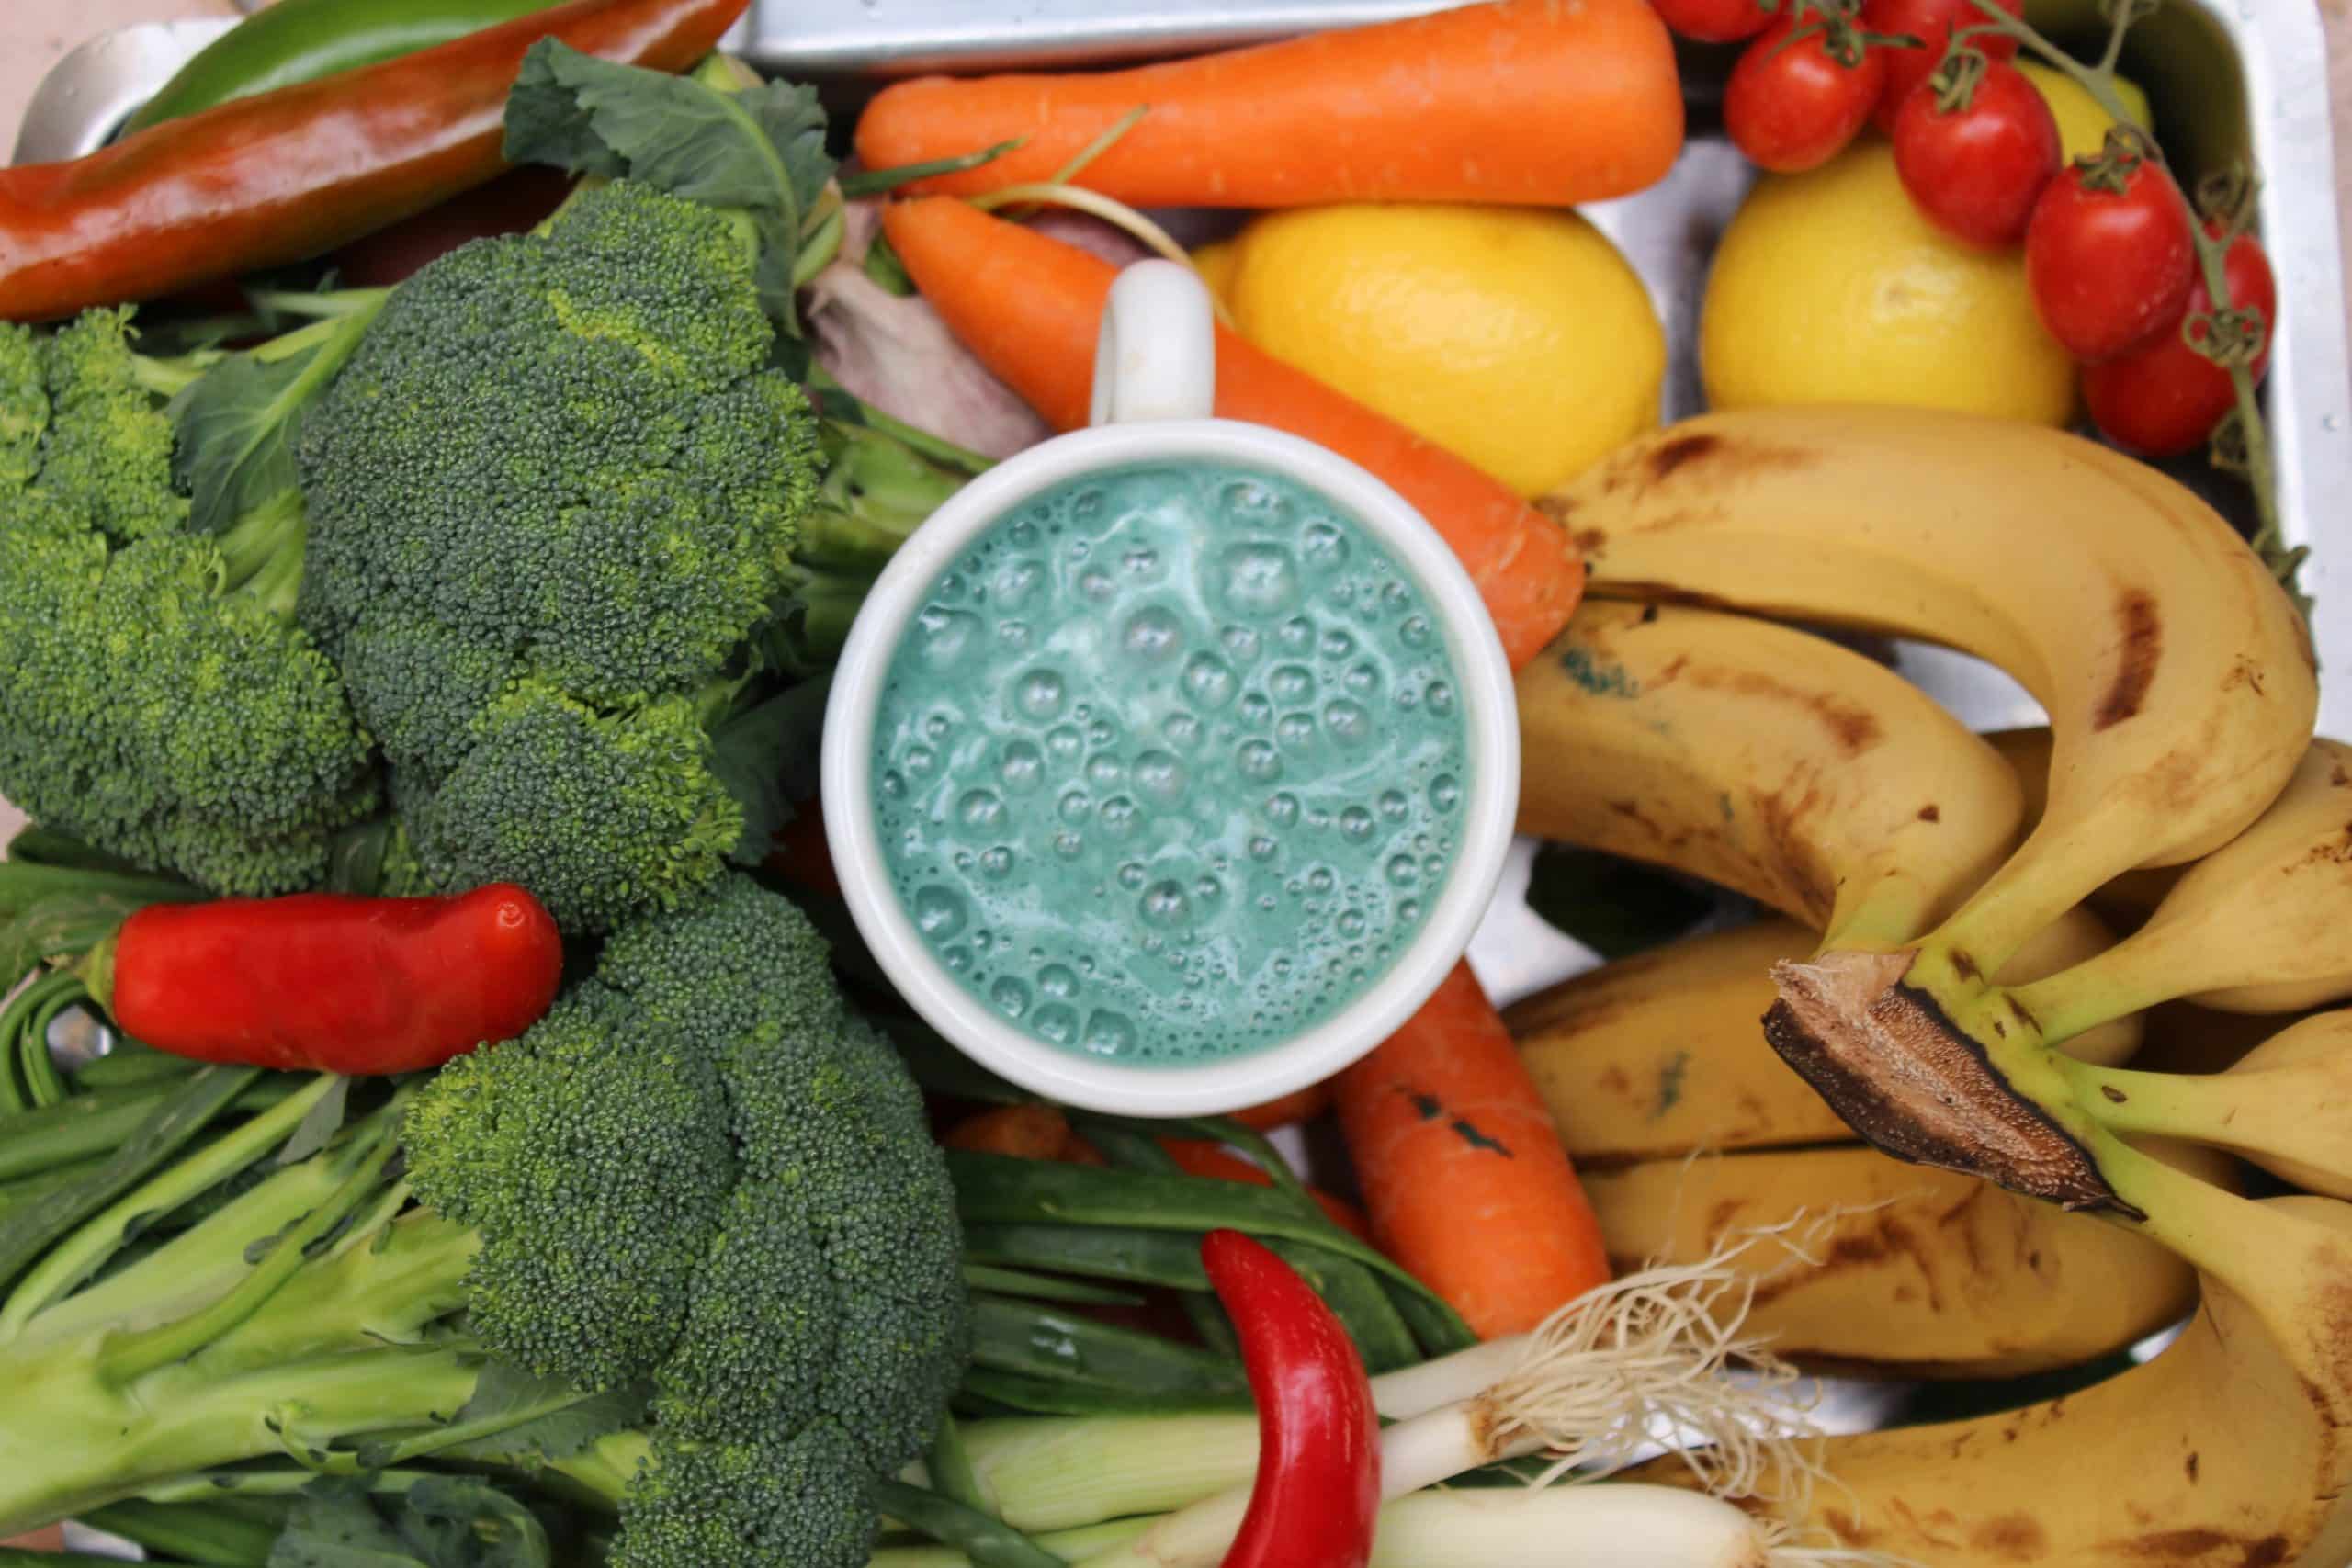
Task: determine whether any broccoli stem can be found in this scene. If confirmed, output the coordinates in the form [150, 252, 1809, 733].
[97, 1100, 407, 1383]
[803, 420, 971, 575]
[0, 1072, 332, 1337]
[550, 1429, 650, 1508]
[0, 1340, 483, 1537]
[211, 489, 309, 618]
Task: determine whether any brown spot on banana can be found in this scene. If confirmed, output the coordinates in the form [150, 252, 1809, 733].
[2094, 589, 2165, 731]
[1677, 664, 1883, 756]
[1645, 432, 1724, 483]
[1971, 1514, 2049, 1557]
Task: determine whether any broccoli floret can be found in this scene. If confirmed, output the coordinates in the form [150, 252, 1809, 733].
[402, 983, 739, 1394]
[29, 309, 186, 545]
[295, 179, 968, 931]
[401, 684, 746, 931]
[298, 189, 819, 707]
[615, 1426, 876, 1568]
[0, 318, 378, 893]
[407, 874, 966, 1565]
[0, 874, 968, 1568]
[0, 323, 45, 488]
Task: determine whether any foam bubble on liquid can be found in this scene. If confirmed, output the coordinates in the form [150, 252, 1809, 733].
[871, 459, 1471, 1065]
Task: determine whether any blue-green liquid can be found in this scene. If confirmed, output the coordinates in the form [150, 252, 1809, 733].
[870, 460, 1471, 1065]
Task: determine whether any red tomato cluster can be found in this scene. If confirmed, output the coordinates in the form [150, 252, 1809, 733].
[1650, 0, 2278, 458]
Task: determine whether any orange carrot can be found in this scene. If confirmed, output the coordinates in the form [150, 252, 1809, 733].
[1228, 1080, 1333, 1132]
[854, 0, 1682, 209]
[1059, 1128, 1110, 1167]
[944, 1102, 1074, 1160]
[879, 198, 1583, 670]
[1159, 1138, 1373, 1242]
[1335, 961, 1610, 1338]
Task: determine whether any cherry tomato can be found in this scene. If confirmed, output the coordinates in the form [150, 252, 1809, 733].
[2084, 226, 2277, 457]
[1892, 60, 2062, 247]
[1649, 0, 1776, 43]
[2024, 153, 2196, 361]
[1725, 21, 1888, 175]
[1862, 0, 2024, 133]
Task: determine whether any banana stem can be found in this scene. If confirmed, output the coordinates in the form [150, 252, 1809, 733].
[2082, 1124, 2315, 1310]
[2060, 1058, 2231, 1143]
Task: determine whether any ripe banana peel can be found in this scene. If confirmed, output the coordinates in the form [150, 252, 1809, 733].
[2069, 1010, 2352, 1200]
[1524, 406, 2345, 1562]
[1984, 726, 2179, 928]
[1648, 1193, 2352, 1567]
[1553, 404, 2315, 983]
[1773, 739, 2352, 1213]
[1516, 599, 2023, 952]
[1581, 1144, 2202, 1378]
[1508, 912, 2135, 1165]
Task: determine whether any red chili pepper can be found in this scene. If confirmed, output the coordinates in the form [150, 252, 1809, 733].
[1203, 1229, 1382, 1568]
[86, 884, 563, 1076]
[0, 0, 747, 322]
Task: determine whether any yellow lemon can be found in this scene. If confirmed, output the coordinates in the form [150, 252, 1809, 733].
[2019, 61, 2153, 164]
[1700, 142, 2075, 426]
[1190, 238, 1239, 306]
[1218, 204, 1665, 497]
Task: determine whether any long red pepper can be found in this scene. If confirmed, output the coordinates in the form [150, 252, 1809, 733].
[0, 0, 746, 322]
[1202, 1229, 1382, 1568]
[87, 884, 563, 1076]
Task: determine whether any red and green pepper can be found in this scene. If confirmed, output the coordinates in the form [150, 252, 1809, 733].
[0, 0, 747, 322]
[119, 0, 574, 138]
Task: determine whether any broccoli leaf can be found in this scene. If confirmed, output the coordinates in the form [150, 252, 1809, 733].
[707, 676, 830, 865]
[169, 309, 378, 537]
[268, 1475, 554, 1568]
[432, 1364, 650, 1468]
[269, 1481, 416, 1568]
[503, 39, 836, 328]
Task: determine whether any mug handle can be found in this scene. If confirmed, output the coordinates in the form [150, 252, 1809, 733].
[1088, 259, 1217, 427]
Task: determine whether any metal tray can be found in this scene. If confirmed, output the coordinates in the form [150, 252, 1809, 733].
[10, 6, 2350, 1548]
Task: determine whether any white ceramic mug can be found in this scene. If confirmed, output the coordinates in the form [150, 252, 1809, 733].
[821, 260, 1518, 1116]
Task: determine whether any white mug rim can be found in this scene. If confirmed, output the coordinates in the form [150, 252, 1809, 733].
[820, 419, 1520, 1116]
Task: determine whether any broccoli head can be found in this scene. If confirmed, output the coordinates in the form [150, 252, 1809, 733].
[296, 176, 977, 931]
[404, 874, 968, 1566]
[295, 182, 837, 930]
[0, 313, 377, 894]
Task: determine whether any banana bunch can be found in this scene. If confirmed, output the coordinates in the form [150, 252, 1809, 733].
[1508, 558, 2166, 1374]
[1521, 404, 2352, 1562]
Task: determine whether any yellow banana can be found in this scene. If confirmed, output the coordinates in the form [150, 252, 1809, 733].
[2064, 1010, 2352, 1199]
[1582, 1144, 2202, 1378]
[1509, 912, 2136, 1164]
[1773, 739, 2352, 1210]
[1553, 405, 2315, 985]
[1516, 598, 2024, 951]
[1983, 726, 2178, 927]
[1661, 1191, 2352, 1566]
[2007, 739, 2352, 1021]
